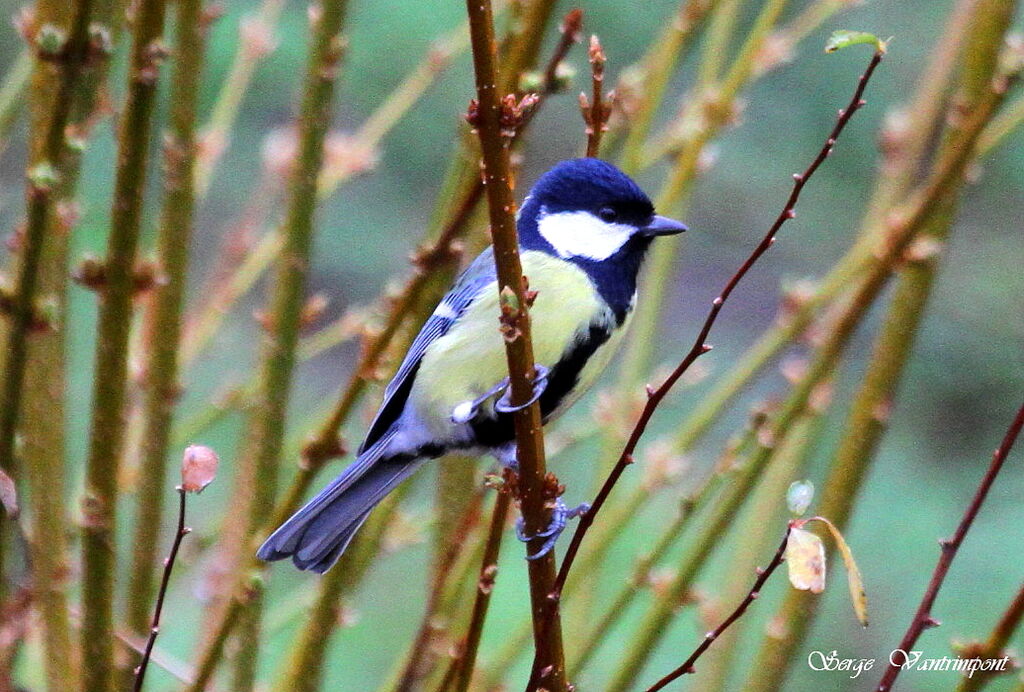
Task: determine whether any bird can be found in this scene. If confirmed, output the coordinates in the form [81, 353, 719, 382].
[258, 158, 687, 573]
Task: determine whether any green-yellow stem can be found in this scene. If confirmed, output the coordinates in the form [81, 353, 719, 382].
[80, 0, 168, 689]
[124, 0, 207, 645]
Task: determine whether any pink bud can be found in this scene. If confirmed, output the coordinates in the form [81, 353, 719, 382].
[181, 445, 218, 493]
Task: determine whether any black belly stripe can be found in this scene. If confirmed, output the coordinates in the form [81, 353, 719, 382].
[467, 322, 613, 449]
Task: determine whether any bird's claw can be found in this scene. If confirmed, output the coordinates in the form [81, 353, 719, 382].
[515, 499, 589, 561]
[494, 364, 550, 414]
[450, 365, 549, 423]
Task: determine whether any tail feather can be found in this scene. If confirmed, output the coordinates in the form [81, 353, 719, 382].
[257, 431, 421, 573]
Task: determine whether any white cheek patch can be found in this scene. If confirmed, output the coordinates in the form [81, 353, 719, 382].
[536, 210, 635, 261]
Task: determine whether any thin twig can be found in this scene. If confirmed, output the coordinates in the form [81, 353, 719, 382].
[452, 487, 513, 691]
[133, 489, 190, 692]
[742, 3, 1016, 685]
[645, 525, 793, 691]
[549, 45, 883, 635]
[580, 35, 611, 157]
[875, 401, 1024, 691]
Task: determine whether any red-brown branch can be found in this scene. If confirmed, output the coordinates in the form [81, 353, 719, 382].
[580, 34, 611, 157]
[875, 400, 1024, 691]
[464, 0, 569, 688]
[554, 46, 882, 606]
[646, 525, 794, 691]
[133, 488, 190, 692]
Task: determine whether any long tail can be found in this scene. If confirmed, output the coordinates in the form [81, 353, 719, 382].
[257, 431, 421, 573]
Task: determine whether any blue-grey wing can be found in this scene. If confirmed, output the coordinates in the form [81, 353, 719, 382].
[358, 248, 497, 452]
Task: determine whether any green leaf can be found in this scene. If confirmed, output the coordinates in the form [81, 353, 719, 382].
[824, 30, 887, 55]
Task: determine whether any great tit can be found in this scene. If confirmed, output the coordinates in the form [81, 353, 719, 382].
[258, 158, 687, 573]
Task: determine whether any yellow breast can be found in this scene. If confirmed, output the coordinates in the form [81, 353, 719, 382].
[409, 251, 612, 438]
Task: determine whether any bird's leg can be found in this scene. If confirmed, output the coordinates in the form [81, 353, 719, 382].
[494, 364, 549, 414]
[515, 499, 590, 560]
[491, 442, 518, 470]
[450, 378, 512, 424]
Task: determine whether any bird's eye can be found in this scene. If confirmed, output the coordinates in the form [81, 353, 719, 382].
[598, 206, 618, 223]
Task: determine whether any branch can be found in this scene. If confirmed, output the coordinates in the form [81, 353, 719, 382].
[464, 0, 567, 689]
[273, 489, 408, 692]
[12, 0, 110, 684]
[646, 525, 793, 691]
[875, 401, 1024, 691]
[955, 581, 1024, 692]
[132, 489, 190, 692]
[126, 0, 209, 639]
[0, 0, 94, 474]
[390, 486, 486, 691]
[580, 35, 611, 157]
[80, 0, 169, 688]
[452, 484, 513, 691]
[227, 0, 350, 686]
[551, 45, 883, 620]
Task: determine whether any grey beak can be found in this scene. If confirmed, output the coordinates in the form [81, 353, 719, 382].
[642, 215, 688, 237]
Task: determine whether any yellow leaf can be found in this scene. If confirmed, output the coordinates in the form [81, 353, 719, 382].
[785, 527, 826, 594]
[810, 516, 870, 627]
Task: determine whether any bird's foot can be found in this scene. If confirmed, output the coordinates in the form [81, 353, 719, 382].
[515, 499, 590, 561]
[450, 377, 513, 424]
[494, 364, 550, 414]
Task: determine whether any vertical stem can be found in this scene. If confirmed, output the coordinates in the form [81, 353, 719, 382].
[12, 1, 78, 686]
[228, 1, 350, 688]
[80, 0, 168, 689]
[125, 0, 207, 640]
[463, 0, 566, 688]
[0, 0, 93, 477]
[453, 490, 513, 692]
[16, 2, 118, 687]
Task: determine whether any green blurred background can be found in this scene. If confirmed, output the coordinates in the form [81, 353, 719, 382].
[1, 0, 1023, 690]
